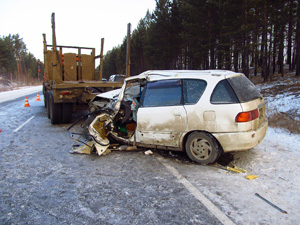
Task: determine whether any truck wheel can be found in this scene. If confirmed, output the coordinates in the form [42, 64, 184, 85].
[185, 132, 220, 165]
[62, 103, 72, 124]
[42, 84, 47, 108]
[47, 93, 50, 119]
[48, 92, 62, 124]
[44, 92, 47, 108]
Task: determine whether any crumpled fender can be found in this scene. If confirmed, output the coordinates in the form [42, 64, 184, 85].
[88, 113, 112, 155]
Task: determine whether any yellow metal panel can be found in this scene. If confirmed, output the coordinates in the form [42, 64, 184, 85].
[64, 53, 77, 81]
[81, 54, 95, 80]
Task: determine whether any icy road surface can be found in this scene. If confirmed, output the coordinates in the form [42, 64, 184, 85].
[0, 86, 299, 224]
[0, 85, 42, 104]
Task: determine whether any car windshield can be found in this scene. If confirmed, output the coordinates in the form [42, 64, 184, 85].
[228, 75, 262, 103]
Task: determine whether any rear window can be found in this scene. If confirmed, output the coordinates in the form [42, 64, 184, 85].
[228, 75, 262, 102]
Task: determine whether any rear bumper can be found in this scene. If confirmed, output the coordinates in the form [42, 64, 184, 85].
[213, 119, 268, 152]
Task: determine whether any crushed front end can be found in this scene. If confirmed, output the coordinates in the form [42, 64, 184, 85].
[68, 75, 145, 155]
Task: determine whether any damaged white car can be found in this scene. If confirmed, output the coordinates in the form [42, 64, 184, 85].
[70, 70, 268, 165]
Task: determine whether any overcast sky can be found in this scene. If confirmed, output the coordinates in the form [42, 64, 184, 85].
[0, 0, 156, 62]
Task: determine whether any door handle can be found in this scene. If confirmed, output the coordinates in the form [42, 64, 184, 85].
[174, 113, 182, 117]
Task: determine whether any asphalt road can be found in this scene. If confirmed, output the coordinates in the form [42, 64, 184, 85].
[0, 94, 234, 225]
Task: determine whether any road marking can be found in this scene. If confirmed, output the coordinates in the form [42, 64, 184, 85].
[156, 156, 235, 225]
[13, 116, 35, 133]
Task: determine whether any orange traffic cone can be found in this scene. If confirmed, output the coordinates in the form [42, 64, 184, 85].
[24, 97, 30, 107]
[36, 93, 41, 101]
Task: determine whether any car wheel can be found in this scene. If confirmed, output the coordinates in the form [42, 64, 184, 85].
[185, 132, 220, 164]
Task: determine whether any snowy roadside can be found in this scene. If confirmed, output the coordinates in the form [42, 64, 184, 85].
[170, 126, 300, 224]
[256, 77, 300, 121]
[229, 127, 300, 223]
[0, 86, 42, 104]
[223, 78, 300, 223]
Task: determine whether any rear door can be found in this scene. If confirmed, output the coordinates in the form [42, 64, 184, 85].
[136, 79, 187, 147]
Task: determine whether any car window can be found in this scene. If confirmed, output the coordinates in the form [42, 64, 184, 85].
[114, 76, 125, 82]
[210, 79, 239, 104]
[183, 79, 207, 104]
[228, 75, 262, 102]
[141, 79, 182, 107]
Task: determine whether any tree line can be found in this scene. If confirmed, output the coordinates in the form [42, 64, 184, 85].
[102, 0, 300, 81]
[0, 34, 42, 84]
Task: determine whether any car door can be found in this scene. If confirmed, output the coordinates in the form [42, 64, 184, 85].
[136, 79, 187, 147]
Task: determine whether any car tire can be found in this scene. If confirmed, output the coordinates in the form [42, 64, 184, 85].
[48, 92, 62, 124]
[185, 132, 220, 164]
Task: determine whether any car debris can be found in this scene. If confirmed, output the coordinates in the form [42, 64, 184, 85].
[255, 193, 288, 214]
[246, 175, 258, 180]
[68, 70, 268, 164]
[144, 150, 153, 155]
[214, 164, 247, 173]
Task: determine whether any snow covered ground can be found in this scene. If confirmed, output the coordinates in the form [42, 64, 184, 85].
[227, 128, 300, 224]
[0, 82, 299, 224]
[257, 77, 300, 122]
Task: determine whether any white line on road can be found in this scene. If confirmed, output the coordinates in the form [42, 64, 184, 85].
[13, 116, 35, 133]
[156, 156, 235, 225]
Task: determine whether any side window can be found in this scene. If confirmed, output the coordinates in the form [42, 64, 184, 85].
[210, 79, 239, 104]
[141, 80, 182, 107]
[183, 79, 207, 104]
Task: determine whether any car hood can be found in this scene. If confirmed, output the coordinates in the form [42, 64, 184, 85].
[95, 88, 121, 100]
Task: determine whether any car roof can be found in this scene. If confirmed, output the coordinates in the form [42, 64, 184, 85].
[125, 70, 243, 82]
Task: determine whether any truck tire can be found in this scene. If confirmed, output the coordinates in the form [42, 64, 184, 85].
[48, 92, 62, 124]
[46, 93, 50, 119]
[42, 84, 47, 108]
[62, 103, 72, 124]
[44, 92, 48, 108]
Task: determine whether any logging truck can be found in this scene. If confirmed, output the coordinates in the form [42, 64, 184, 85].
[42, 13, 123, 124]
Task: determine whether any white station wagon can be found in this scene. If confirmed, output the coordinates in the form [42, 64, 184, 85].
[87, 70, 268, 164]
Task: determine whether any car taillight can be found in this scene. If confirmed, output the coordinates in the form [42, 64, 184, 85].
[236, 109, 259, 122]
